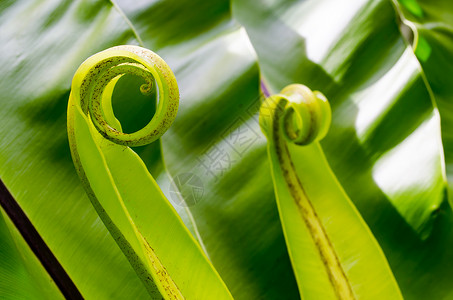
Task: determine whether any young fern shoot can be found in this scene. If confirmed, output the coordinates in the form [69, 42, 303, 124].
[67, 45, 232, 300]
[260, 84, 403, 300]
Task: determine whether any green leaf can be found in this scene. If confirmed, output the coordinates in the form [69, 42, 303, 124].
[67, 45, 232, 299]
[395, 0, 453, 207]
[259, 85, 402, 299]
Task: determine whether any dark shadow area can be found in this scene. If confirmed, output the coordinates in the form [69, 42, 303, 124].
[117, 0, 232, 49]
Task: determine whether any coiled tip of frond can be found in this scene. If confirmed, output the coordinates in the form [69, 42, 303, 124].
[73, 45, 179, 147]
[259, 84, 331, 145]
[140, 82, 154, 96]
